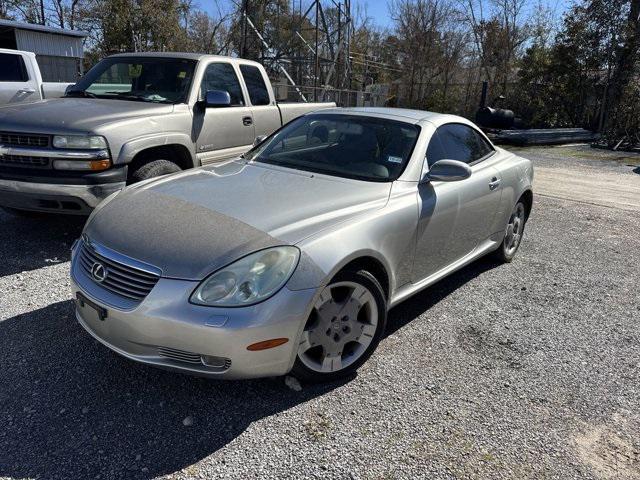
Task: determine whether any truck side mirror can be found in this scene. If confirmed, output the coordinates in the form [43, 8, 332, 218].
[205, 90, 231, 108]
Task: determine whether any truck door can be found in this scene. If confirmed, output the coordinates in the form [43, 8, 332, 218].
[238, 64, 282, 138]
[0, 52, 40, 105]
[194, 62, 255, 164]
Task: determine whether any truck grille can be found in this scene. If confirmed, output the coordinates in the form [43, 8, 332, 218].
[0, 154, 49, 168]
[0, 131, 49, 148]
[77, 241, 160, 301]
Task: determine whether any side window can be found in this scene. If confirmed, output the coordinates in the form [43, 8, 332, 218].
[426, 130, 448, 166]
[434, 123, 494, 164]
[0, 53, 29, 82]
[239, 65, 270, 106]
[200, 63, 244, 106]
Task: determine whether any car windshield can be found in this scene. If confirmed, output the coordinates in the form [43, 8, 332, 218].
[67, 57, 196, 104]
[244, 114, 420, 182]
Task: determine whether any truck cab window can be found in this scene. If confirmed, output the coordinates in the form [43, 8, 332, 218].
[0, 53, 29, 82]
[200, 63, 245, 106]
[239, 65, 270, 106]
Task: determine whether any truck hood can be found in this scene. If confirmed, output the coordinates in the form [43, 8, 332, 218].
[86, 161, 391, 280]
[0, 98, 173, 134]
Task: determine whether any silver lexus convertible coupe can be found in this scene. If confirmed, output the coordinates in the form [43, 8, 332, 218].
[71, 107, 533, 382]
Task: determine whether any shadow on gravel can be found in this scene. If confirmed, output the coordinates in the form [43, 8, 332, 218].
[633, 166, 640, 175]
[0, 300, 347, 480]
[0, 210, 85, 277]
[385, 257, 500, 337]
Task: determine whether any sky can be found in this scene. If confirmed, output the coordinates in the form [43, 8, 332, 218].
[203, 0, 573, 31]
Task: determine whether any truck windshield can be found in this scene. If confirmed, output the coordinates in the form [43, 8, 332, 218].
[67, 57, 196, 104]
[244, 114, 420, 182]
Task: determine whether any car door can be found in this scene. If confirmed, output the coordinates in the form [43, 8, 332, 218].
[0, 52, 40, 105]
[194, 62, 255, 165]
[413, 123, 503, 281]
[238, 64, 282, 138]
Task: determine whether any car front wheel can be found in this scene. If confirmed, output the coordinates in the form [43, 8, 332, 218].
[291, 270, 387, 383]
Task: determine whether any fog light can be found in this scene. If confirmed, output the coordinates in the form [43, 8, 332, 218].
[201, 355, 229, 368]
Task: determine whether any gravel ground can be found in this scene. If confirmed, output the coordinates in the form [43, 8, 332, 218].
[1, 146, 639, 480]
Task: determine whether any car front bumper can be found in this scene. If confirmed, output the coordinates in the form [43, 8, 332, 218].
[70, 244, 317, 379]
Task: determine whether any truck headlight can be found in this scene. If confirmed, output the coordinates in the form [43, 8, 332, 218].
[53, 135, 108, 149]
[190, 246, 300, 307]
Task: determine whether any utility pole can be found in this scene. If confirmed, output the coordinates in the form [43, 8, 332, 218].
[39, 0, 45, 25]
[240, 0, 249, 58]
[314, 0, 319, 101]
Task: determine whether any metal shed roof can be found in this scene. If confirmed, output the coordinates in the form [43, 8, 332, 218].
[0, 19, 88, 37]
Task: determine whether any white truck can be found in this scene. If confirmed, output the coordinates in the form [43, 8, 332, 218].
[0, 48, 74, 105]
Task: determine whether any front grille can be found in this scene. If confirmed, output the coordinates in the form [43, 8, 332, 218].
[0, 154, 49, 168]
[158, 346, 202, 364]
[158, 346, 232, 370]
[78, 241, 160, 301]
[0, 131, 49, 147]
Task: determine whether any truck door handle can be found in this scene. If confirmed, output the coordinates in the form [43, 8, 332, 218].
[242, 116, 253, 126]
[18, 87, 36, 94]
[489, 177, 501, 190]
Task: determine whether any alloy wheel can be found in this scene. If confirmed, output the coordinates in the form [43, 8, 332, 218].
[298, 281, 379, 373]
[505, 202, 525, 256]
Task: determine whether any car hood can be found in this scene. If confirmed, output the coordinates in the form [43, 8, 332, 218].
[86, 161, 391, 280]
[0, 98, 173, 134]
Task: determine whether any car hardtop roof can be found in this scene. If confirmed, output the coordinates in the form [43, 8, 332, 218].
[310, 107, 470, 126]
[108, 52, 263, 67]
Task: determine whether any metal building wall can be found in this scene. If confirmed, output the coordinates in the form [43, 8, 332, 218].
[15, 29, 83, 58]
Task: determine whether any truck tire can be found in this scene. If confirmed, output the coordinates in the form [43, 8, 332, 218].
[129, 159, 181, 184]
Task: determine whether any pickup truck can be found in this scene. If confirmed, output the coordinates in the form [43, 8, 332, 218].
[0, 48, 73, 105]
[0, 52, 334, 214]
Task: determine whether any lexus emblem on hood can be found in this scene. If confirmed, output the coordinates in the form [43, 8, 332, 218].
[91, 262, 108, 283]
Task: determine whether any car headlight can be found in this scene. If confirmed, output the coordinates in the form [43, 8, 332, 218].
[190, 246, 300, 307]
[53, 135, 108, 149]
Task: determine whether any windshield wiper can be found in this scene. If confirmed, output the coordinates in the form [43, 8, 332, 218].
[104, 92, 170, 103]
[64, 89, 97, 98]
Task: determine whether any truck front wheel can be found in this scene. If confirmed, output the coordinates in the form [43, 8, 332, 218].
[128, 159, 182, 184]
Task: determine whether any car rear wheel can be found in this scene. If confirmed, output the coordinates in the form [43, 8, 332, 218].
[129, 159, 181, 184]
[493, 201, 527, 262]
[291, 270, 387, 383]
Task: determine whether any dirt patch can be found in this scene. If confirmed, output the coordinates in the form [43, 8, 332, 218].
[457, 325, 526, 369]
[574, 413, 640, 479]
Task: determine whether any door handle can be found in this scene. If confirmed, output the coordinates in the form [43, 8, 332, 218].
[242, 116, 253, 126]
[489, 177, 501, 190]
[18, 87, 36, 94]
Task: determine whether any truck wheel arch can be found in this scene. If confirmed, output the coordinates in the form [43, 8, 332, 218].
[118, 134, 197, 170]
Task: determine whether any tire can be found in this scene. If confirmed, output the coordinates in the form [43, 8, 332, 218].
[290, 269, 387, 383]
[492, 200, 527, 263]
[128, 159, 181, 184]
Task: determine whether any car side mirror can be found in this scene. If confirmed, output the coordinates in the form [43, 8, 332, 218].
[205, 90, 231, 108]
[423, 159, 472, 182]
[253, 135, 267, 147]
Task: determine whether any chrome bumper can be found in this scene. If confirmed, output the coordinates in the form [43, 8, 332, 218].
[70, 246, 317, 379]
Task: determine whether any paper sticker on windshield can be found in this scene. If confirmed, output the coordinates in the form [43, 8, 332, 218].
[387, 155, 403, 164]
[128, 64, 142, 78]
[178, 71, 186, 79]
